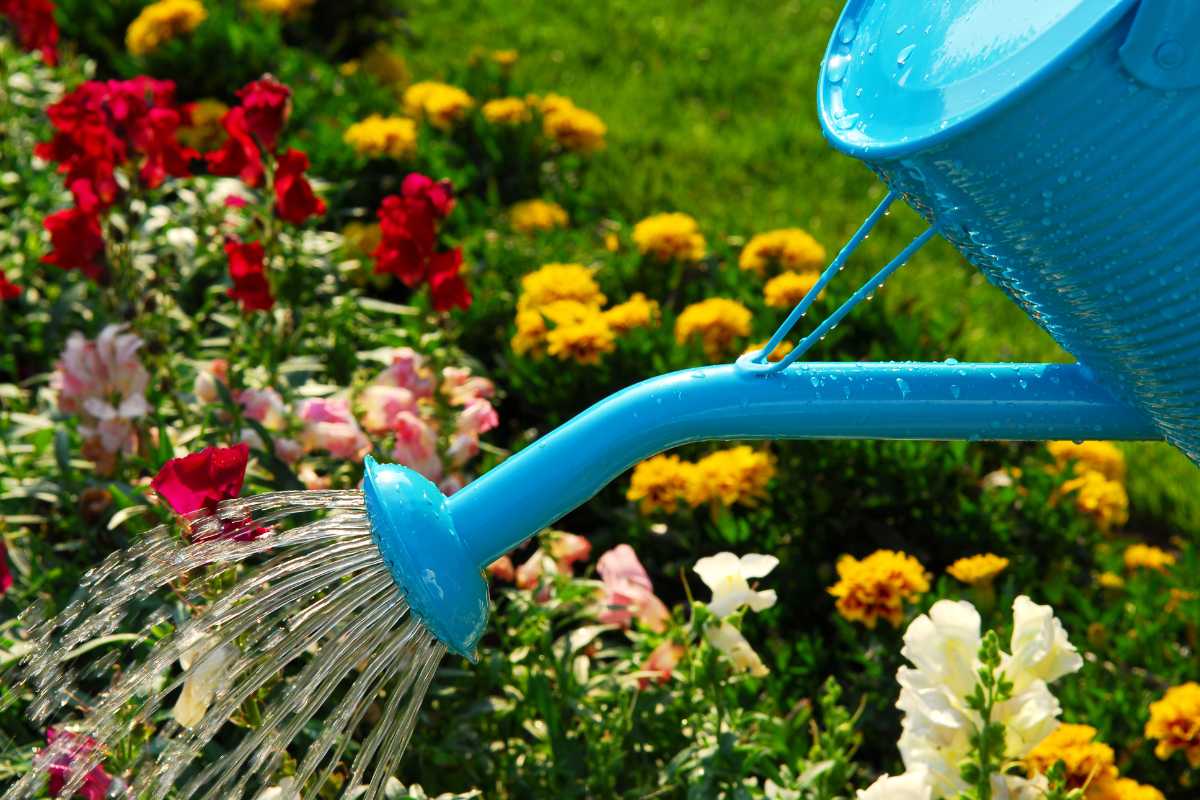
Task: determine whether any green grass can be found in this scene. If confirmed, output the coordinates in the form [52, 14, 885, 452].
[403, 0, 1199, 532]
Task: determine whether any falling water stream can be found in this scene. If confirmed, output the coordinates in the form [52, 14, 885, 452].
[2, 490, 445, 800]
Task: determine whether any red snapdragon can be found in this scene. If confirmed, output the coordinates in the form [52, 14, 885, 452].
[0, 271, 20, 301]
[0, 0, 59, 65]
[0, 539, 12, 595]
[205, 107, 265, 186]
[236, 77, 290, 151]
[42, 208, 105, 280]
[224, 240, 273, 311]
[43, 728, 112, 800]
[151, 443, 250, 516]
[273, 148, 325, 224]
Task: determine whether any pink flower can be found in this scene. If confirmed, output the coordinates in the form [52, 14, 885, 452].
[441, 366, 494, 406]
[193, 359, 228, 404]
[390, 411, 443, 481]
[358, 384, 418, 434]
[375, 348, 434, 398]
[298, 398, 371, 461]
[438, 472, 467, 495]
[640, 642, 685, 688]
[446, 431, 479, 467]
[456, 398, 498, 437]
[297, 463, 330, 490]
[486, 555, 514, 582]
[596, 544, 670, 632]
[53, 324, 150, 461]
[237, 387, 286, 430]
[239, 428, 302, 464]
[0, 539, 12, 595]
[43, 728, 111, 800]
[515, 551, 556, 602]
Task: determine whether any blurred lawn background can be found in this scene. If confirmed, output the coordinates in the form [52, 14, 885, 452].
[403, 0, 1200, 532]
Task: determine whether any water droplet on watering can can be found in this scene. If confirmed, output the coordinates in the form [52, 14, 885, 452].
[690, 371, 707, 380]
[867, 42, 878, 56]
[895, 24, 908, 34]
[950, 385, 960, 399]
[826, 53, 850, 82]
[896, 378, 911, 398]
[897, 44, 916, 66]
[944, 357, 958, 365]
[839, 18, 858, 43]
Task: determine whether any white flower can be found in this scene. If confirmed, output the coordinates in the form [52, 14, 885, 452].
[857, 767, 932, 800]
[693, 552, 778, 618]
[996, 680, 1061, 758]
[1006, 595, 1083, 694]
[173, 640, 239, 729]
[900, 599, 981, 699]
[704, 622, 768, 677]
[165, 226, 198, 254]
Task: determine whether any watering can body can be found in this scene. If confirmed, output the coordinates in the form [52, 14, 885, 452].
[819, 0, 1200, 463]
[365, 0, 1200, 659]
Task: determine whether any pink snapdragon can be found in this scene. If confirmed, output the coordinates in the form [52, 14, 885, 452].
[43, 728, 112, 800]
[640, 641, 685, 688]
[359, 384, 418, 434]
[193, 359, 228, 404]
[376, 347, 435, 398]
[596, 544, 670, 632]
[457, 397, 499, 436]
[53, 324, 151, 469]
[391, 411, 443, 481]
[298, 398, 371, 461]
[238, 387, 286, 430]
[441, 365, 494, 406]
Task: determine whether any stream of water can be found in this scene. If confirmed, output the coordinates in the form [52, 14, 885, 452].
[2, 490, 445, 800]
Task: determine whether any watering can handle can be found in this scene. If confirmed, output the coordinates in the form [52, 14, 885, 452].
[738, 191, 937, 375]
[1119, 0, 1200, 90]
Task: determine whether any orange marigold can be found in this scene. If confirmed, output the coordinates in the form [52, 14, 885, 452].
[1145, 682, 1200, 767]
[827, 550, 930, 629]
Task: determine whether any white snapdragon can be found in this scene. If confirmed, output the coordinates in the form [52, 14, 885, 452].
[693, 552, 779, 618]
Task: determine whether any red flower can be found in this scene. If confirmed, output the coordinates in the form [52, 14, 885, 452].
[224, 240, 273, 311]
[44, 728, 112, 800]
[401, 172, 455, 219]
[0, 271, 20, 301]
[273, 148, 325, 225]
[205, 107, 264, 186]
[0, 539, 12, 595]
[236, 77, 291, 152]
[134, 106, 198, 189]
[0, 0, 59, 65]
[373, 194, 436, 286]
[151, 443, 250, 516]
[42, 208, 105, 281]
[429, 247, 471, 311]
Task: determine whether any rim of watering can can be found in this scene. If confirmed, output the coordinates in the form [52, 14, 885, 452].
[818, 0, 1138, 160]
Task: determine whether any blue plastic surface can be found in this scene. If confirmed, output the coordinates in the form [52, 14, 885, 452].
[361, 456, 487, 660]
[821, 0, 1200, 464]
[447, 362, 1157, 569]
[1119, 0, 1200, 89]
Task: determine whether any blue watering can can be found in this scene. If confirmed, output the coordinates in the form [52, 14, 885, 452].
[365, 0, 1200, 659]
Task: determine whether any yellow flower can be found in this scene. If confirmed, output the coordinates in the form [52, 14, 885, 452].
[343, 115, 418, 160]
[1025, 724, 1119, 796]
[126, 0, 207, 56]
[1102, 778, 1165, 800]
[1123, 543, 1176, 573]
[482, 97, 531, 125]
[743, 339, 794, 362]
[675, 298, 752, 358]
[946, 553, 1009, 585]
[541, 97, 606, 153]
[687, 446, 775, 507]
[827, 549, 930, 629]
[517, 263, 604, 311]
[627, 454, 694, 514]
[1145, 683, 1200, 767]
[1059, 470, 1129, 530]
[740, 228, 826, 275]
[604, 232, 620, 252]
[512, 309, 549, 356]
[1096, 571, 1125, 590]
[509, 199, 568, 234]
[359, 43, 409, 86]
[246, 0, 314, 15]
[604, 293, 660, 334]
[342, 222, 381, 256]
[1048, 440, 1126, 481]
[545, 310, 615, 365]
[177, 98, 228, 151]
[491, 49, 519, 68]
[632, 212, 706, 263]
[511, 299, 599, 358]
[404, 81, 474, 130]
[764, 270, 822, 308]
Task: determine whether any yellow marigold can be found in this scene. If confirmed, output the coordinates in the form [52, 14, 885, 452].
[342, 222, 382, 256]
[764, 270, 822, 308]
[511, 299, 596, 357]
[1101, 778, 1165, 800]
[1096, 571, 1126, 590]
[542, 100, 606, 153]
[246, 0, 314, 15]
[177, 98, 228, 151]
[531, 92, 575, 116]
[604, 293, 660, 333]
[1026, 723, 1119, 795]
[827, 550, 930, 629]
[632, 212, 706, 263]
[491, 49, 519, 68]
[126, 0, 207, 56]
[359, 43, 409, 85]
[545, 309, 615, 365]
[482, 97, 531, 125]
[1123, 543, 1176, 573]
[743, 339, 794, 362]
[740, 228, 826, 275]
[517, 263, 604, 311]
[687, 446, 775, 507]
[1059, 470, 1129, 531]
[946, 553, 1009, 584]
[1146, 683, 1200, 767]
[404, 81, 474, 130]
[675, 298, 752, 358]
[1048, 440, 1126, 481]
[509, 199, 568, 234]
[627, 454, 694, 514]
[343, 115, 418, 160]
